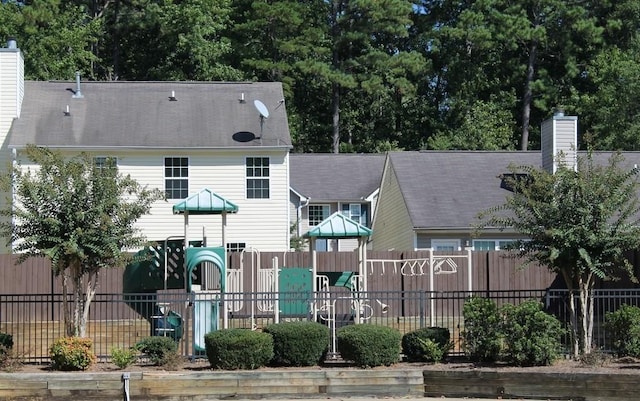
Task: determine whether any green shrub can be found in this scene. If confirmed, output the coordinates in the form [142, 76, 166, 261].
[0, 333, 13, 353]
[136, 336, 178, 366]
[501, 300, 563, 366]
[605, 304, 640, 357]
[49, 337, 96, 371]
[110, 347, 138, 369]
[204, 329, 274, 370]
[402, 327, 452, 362]
[462, 296, 502, 362]
[264, 321, 329, 366]
[336, 324, 401, 368]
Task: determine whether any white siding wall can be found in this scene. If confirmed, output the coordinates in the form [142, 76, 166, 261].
[17, 148, 291, 252]
[371, 162, 414, 251]
[0, 47, 24, 253]
[541, 113, 578, 173]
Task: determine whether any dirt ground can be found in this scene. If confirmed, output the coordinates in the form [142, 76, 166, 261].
[13, 354, 640, 375]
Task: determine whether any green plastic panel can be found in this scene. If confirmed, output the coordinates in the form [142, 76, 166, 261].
[279, 268, 313, 316]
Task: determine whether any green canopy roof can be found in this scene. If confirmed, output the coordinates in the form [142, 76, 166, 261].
[303, 212, 372, 239]
[172, 188, 239, 215]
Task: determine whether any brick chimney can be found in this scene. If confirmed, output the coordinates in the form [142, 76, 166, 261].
[541, 110, 578, 173]
[0, 37, 24, 136]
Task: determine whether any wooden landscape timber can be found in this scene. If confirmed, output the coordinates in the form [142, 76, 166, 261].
[0, 366, 636, 400]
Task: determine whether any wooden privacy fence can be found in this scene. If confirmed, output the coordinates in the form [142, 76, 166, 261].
[0, 251, 563, 295]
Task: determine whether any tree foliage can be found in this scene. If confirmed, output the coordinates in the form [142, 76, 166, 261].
[0, 145, 164, 337]
[3, 0, 640, 151]
[477, 150, 640, 356]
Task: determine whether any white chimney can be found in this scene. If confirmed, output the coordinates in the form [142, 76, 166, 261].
[541, 109, 578, 173]
[0, 37, 24, 131]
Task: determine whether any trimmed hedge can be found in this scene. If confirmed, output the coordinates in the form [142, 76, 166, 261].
[501, 300, 563, 366]
[136, 336, 178, 365]
[605, 304, 640, 357]
[462, 296, 503, 362]
[402, 327, 452, 362]
[264, 321, 329, 366]
[337, 324, 401, 367]
[205, 329, 274, 370]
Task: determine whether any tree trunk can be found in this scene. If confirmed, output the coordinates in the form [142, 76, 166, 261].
[520, 40, 537, 151]
[111, 0, 121, 80]
[331, 83, 340, 154]
[73, 272, 83, 337]
[561, 270, 580, 358]
[568, 287, 580, 359]
[62, 271, 74, 337]
[81, 270, 99, 339]
[578, 272, 595, 354]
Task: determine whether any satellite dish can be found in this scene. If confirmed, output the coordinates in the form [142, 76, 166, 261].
[254, 100, 270, 119]
[232, 131, 257, 143]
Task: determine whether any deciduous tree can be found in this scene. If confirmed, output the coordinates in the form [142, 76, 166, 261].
[477, 150, 640, 357]
[0, 146, 164, 337]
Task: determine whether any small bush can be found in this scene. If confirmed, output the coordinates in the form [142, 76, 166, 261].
[0, 333, 13, 353]
[159, 349, 185, 370]
[605, 304, 640, 357]
[580, 347, 612, 367]
[336, 324, 401, 368]
[49, 337, 96, 371]
[136, 336, 178, 366]
[462, 296, 503, 362]
[462, 296, 502, 362]
[204, 329, 274, 370]
[501, 300, 563, 366]
[402, 327, 452, 362]
[264, 321, 329, 366]
[110, 347, 138, 369]
[0, 345, 22, 372]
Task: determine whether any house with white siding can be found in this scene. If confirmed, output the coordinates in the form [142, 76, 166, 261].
[371, 113, 640, 252]
[0, 39, 292, 253]
[289, 153, 384, 251]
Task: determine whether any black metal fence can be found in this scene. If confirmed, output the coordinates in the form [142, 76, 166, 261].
[2, 288, 639, 362]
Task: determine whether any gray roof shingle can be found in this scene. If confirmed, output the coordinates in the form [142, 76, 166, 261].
[9, 81, 291, 149]
[290, 153, 385, 201]
[389, 150, 640, 229]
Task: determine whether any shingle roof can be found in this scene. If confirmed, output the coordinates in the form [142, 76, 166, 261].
[9, 81, 291, 149]
[388, 150, 640, 230]
[172, 188, 239, 215]
[290, 153, 385, 201]
[303, 211, 372, 238]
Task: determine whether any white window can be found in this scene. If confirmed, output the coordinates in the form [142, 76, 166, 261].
[315, 239, 328, 252]
[472, 239, 515, 251]
[226, 242, 246, 252]
[431, 240, 460, 252]
[308, 205, 330, 226]
[94, 156, 117, 171]
[165, 157, 188, 200]
[246, 157, 270, 199]
[341, 203, 367, 225]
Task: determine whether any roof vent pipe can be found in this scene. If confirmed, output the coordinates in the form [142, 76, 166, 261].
[7, 38, 17, 49]
[72, 71, 84, 98]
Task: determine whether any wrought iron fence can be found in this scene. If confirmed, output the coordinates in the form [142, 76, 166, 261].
[2, 288, 639, 362]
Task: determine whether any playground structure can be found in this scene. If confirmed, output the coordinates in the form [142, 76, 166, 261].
[122, 188, 473, 357]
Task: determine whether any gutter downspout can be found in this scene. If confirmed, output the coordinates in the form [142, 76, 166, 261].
[296, 197, 310, 238]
